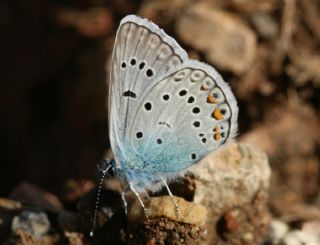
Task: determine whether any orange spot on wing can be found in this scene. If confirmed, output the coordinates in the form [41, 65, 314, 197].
[214, 132, 221, 141]
[212, 108, 224, 120]
[201, 85, 208, 91]
[213, 126, 219, 132]
[207, 95, 217, 104]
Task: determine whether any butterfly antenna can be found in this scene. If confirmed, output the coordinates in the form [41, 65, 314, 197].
[90, 162, 111, 237]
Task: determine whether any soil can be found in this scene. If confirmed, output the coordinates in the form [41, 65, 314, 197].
[0, 0, 319, 244]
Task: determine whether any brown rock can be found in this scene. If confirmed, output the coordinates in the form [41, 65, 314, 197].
[138, 0, 189, 27]
[241, 103, 320, 211]
[226, 0, 280, 13]
[9, 182, 63, 213]
[176, 3, 257, 74]
[4, 230, 59, 245]
[64, 231, 84, 245]
[190, 143, 271, 244]
[0, 198, 22, 211]
[129, 196, 207, 226]
[55, 7, 114, 38]
[128, 196, 207, 244]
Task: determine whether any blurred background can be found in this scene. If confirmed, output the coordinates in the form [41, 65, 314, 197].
[0, 0, 319, 237]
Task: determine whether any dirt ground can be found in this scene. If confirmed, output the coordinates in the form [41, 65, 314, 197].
[0, 0, 319, 244]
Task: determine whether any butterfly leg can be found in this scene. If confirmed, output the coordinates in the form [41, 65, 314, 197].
[121, 191, 128, 215]
[129, 183, 149, 218]
[161, 177, 180, 218]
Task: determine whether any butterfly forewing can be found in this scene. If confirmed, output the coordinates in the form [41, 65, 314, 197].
[109, 15, 188, 164]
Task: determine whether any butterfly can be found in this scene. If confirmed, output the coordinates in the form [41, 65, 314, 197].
[107, 14, 238, 213]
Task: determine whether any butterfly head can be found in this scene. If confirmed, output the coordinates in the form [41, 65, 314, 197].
[99, 159, 117, 177]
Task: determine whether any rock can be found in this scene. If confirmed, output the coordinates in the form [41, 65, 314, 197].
[5, 230, 60, 245]
[283, 230, 320, 245]
[176, 3, 257, 74]
[129, 196, 207, 226]
[9, 182, 64, 213]
[11, 211, 50, 238]
[226, 0, 279, 13]
[64, 231, 84, 245]
[250, 13, 279, 39]
[190, 143, 271, 244]
[264, 219, 289, 244]
[127, 196, 207, 244]
[240, 103, 320, 213]
[0, 198, 22, 211]
[302, 220, 320, 238]
[138, 0, 189, 27]
[232, 45, 275, 99]
[55, 7, 114, 38]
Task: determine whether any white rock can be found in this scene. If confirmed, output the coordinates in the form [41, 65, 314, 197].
[267, 220, 289, 244]
[12, 211, 50, 238]
[283, 230, 320, 245]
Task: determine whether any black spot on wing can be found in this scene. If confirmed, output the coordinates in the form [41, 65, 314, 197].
[158, 121, 171, 129]
[123, 90, 136, 98]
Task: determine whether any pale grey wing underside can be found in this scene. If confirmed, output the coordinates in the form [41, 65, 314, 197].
[129, 60, 238, 174]
[108, 15, 188, 164]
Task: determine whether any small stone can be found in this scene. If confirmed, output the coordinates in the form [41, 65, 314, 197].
[11, 211, 50, 238]
[138, 0, 188, 27]
[265, 220, 289, 244]
[55, 7, 114, 38]
[0, 197, 22, 210]
[283, 230, 320, 245]
[129, 196, 207, 227]
[242, 232, 253, 242]
[176, 3, 257, 74]
[128, 196, 207, 244]
[190, 143, 271, 244]
[250, 13, 279, 39]
[64, 231, 84, 245]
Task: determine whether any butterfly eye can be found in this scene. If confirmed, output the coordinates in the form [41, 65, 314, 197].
[107, 165, 116, 177]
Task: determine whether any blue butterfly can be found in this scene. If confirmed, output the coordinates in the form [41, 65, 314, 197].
[107, 15, 238, 214]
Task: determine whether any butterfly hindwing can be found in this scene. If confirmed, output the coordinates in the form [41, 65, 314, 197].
[130, 60, 238, 174]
